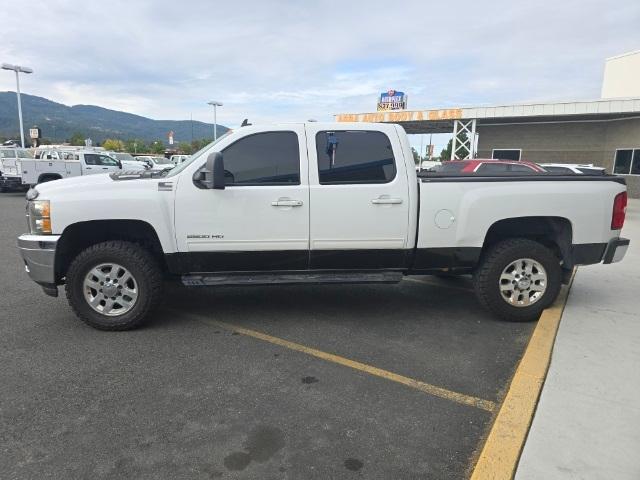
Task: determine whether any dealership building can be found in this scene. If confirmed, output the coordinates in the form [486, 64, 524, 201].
[336, 50, 640, 197]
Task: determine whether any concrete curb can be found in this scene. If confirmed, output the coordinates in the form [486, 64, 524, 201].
[470, 272, 575, 480]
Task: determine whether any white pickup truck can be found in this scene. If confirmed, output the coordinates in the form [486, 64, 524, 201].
[0, 147, 31, 191]
[17, 122, 630, 330]
[20, 150, 145, 186]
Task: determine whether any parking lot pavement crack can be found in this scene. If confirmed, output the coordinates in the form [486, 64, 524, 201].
[173, 310, 497, 413]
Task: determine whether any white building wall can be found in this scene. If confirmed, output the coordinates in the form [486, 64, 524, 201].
[602, 51, 640, 99]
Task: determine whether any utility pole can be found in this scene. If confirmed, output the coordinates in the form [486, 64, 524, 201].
[207, 101, 223, 140]
[2, 63, 33, 148]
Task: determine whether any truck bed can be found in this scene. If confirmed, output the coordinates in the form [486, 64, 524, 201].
[413, 172, 626, 272]
[417, 170, 626, 184]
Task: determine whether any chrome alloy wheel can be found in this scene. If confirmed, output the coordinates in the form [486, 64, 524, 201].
[498, 258, 547, 307]
[83, 263, 138, 316]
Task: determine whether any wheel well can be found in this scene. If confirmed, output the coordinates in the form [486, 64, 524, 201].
[482, 216, 573, 268]
[55, 220, 166, 283]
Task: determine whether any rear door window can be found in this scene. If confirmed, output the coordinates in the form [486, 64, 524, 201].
[509, 164, 536, 173]
[316, 130, 396, 184]
[476, 163, 509, 173]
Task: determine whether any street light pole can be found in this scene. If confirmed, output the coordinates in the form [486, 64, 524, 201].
[2, 63, 33, 148]
[207, 101, 223, 140]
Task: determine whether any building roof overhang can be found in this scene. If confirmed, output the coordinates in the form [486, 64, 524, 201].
[335, 98, 640, 134]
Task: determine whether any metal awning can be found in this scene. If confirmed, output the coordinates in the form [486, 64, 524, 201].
[335, 97, 640, 134]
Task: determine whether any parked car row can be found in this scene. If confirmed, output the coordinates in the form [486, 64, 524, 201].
[418, 159, 607, 175]
[0, 146, 189, 191]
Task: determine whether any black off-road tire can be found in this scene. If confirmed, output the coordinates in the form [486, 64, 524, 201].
[65, 241, 163, 330]
[473, 238, 562, 322]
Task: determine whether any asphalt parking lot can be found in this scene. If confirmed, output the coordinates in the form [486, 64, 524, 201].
[0, 192, 536, 479]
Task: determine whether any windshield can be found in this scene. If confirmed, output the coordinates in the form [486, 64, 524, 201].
[165, 131, 232, 178]
[114, 153, 135, 161]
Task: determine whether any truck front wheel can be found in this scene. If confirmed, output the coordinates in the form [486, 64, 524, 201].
[473, 238, 562, 322]
[65, 241, 163, 330]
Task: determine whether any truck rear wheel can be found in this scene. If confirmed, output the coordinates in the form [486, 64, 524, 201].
[65, 241, 163, 330]
[473, 238, 561, 322]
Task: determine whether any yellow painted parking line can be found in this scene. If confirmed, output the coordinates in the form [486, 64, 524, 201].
[403, 276, 474, 292]
[181, 311, 497, 413]
[470, 272, 575, 480]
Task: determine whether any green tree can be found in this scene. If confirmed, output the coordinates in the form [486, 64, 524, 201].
[123, 139, 146, 154]
[69, 132, 86, 146]
[178, 142, 193, 155]
[102, 138, 125, 151]
[150, 141, 165, 154]
[440, 131, 469, 161]
[191, 138, 213, 152]
[411, 147, 421, 165]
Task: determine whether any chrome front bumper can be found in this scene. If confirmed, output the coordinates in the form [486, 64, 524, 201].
[17, 234, 61, 292]
[602, 237, 630, 264]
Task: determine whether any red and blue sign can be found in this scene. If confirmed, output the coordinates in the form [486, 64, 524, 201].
[377, 89, 407, 111]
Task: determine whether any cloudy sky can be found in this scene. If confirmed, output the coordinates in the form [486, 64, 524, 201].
[1, 0, 638, 150]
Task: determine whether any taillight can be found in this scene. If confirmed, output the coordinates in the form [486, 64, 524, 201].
[611, 192, 627, 230]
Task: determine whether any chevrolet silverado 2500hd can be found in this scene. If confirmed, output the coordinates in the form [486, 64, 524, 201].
[17, 123, 630, 330]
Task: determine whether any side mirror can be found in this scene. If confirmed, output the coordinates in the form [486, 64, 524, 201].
[203, 152, 226, 189]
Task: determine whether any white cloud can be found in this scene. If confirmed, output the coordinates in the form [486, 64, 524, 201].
[0, 0, 638, 129]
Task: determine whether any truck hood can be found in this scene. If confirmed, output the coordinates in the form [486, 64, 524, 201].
[33, 171, 163, 198]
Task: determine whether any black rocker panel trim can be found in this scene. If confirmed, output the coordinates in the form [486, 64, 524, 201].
[411, 247, 483, 273]
[309, 249, 409, 270]
[166, 248, 480, 275]
[165, 250, 309, 273]
[165, 244, 606, 276]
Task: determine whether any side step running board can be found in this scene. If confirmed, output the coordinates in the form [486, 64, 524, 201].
[182, 271, 404, 287]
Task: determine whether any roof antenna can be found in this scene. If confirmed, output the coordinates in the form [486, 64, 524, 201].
[241, 119, 251, 127]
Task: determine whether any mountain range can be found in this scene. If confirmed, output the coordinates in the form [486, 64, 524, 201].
[0, 91, 228, 144]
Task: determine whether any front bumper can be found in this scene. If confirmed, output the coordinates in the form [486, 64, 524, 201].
[17, 234, 61, 295]
[602, 237, 630, 264]
[0, 175, 23, 190]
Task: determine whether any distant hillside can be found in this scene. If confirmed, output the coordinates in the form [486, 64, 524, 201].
[0, 92, 228, 144]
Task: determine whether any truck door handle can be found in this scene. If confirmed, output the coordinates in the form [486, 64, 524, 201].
[371, 196, 403, 205]
[271, 198, 303, 207]
[86, 167, 92, 170]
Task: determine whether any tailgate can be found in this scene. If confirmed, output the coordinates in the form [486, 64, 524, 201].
[1, 158, 19, 176]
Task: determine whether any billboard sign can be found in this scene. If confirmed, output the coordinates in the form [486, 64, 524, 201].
[377, 89, 407, 111]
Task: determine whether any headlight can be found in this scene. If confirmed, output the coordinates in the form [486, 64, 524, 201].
[27, 200, 52, 234]
[26, 187, 39, 200]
